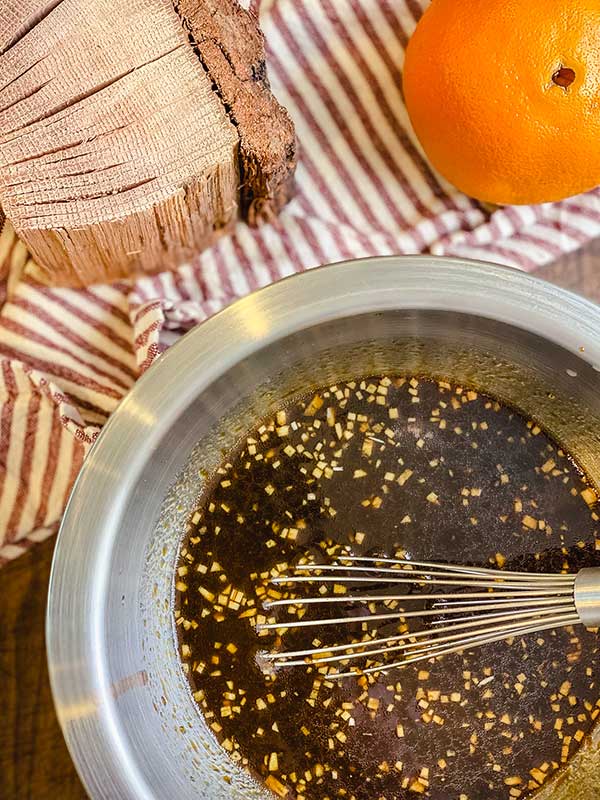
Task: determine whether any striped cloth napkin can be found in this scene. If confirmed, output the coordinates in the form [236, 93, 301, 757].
[1, 0, 600, 566]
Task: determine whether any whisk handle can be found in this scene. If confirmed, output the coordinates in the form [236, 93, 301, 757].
[574, 568, 600, 627]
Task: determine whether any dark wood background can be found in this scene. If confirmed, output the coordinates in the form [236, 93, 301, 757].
[2, 242, 600, 800]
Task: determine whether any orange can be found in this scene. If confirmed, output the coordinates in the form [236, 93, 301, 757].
[402, 0, 600, 205]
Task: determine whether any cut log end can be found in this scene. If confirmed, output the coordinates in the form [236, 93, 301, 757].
[0, 0, 296, 286]
[177, 0, 297, 224]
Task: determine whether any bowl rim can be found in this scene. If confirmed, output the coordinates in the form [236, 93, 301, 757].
[46, 255, 600, 799]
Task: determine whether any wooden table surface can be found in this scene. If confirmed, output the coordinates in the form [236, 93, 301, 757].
[2, 242, 600, 800]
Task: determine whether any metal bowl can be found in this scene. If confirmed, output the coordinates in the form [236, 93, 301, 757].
[47, 256, 600, 800]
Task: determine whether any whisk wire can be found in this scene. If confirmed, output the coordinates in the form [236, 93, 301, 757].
[329, 614, 581, 678]
[260, 555, 592, 678]
[264, 604, 576, 663]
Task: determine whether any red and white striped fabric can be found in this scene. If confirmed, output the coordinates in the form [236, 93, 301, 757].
[1, 0, 600, 566]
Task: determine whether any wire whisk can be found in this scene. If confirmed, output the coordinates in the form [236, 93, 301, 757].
[257, 556, 600, 678]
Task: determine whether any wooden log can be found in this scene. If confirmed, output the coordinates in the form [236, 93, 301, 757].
[0, 0, 296, 286]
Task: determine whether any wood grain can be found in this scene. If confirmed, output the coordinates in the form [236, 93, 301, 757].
[0, 243, 598, 800]
[533, 238, 600, 304]
[0, 0, 240, 286]
[0, 536, 86, 800]
[0, 0, 296, 287]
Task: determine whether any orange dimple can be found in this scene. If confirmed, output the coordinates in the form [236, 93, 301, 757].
[402, 0, 600, 205]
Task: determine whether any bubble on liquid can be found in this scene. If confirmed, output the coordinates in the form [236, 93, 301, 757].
[255, 649, 279, 677]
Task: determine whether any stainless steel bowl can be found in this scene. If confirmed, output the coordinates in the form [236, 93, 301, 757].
[47, 256, 600, 800]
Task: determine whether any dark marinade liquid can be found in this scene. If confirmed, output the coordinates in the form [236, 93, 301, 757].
[175, 377, 600, 800]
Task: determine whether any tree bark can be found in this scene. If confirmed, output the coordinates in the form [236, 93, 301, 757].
[0, 0, 296, 286]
